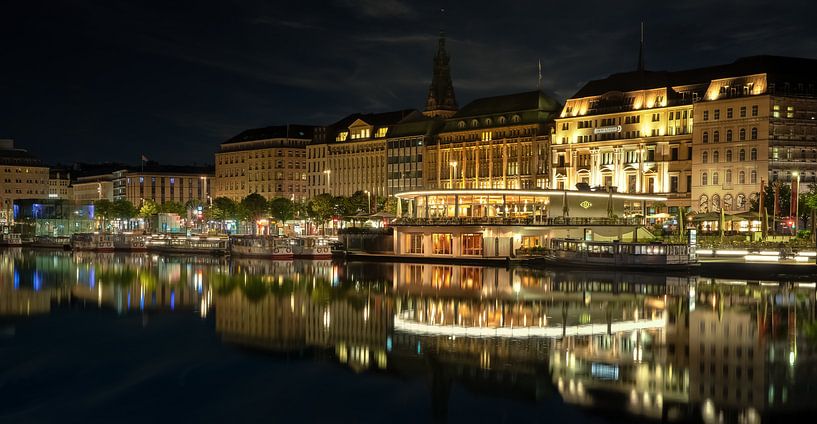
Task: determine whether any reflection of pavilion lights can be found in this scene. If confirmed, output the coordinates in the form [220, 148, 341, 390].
[323, 308, 331, 329]
[393, 316, 665, 338]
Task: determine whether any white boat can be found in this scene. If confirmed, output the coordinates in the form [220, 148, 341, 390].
[147, 236, 229, 255]
[229, 236, 294, 260]
[113, 234, 147, 252]
[70, 233, 115, 252]
[543, 238, 697, 270]
[291, 237, 333, 259]
[27, 235, 71, 249]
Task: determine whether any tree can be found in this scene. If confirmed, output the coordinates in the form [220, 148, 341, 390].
[241, 193, 269, 234]
[139, 199, 159, 218]
[159, 201, 186, 215]
[93, 199, 114, 231]
[112, 200, 138, 220]
[383, 197, 402, 215]
[308, 193, 335, 230]
[269, 197, 296, 223]
[752, 183, 791, 216]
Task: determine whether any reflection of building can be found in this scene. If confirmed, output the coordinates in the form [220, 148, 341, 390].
[215, 290, 308, 350]
[393, 189, 662, 258]
[0, 139, 49, 224]
[214, 125, 315, 202]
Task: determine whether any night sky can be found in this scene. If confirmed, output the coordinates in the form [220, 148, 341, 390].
[2, 0, 816, 165]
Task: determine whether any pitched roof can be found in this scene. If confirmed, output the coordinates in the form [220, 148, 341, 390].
[572, 55, 817, 98]
[453, 90, 561, 118]
[224, 124, 316, 144]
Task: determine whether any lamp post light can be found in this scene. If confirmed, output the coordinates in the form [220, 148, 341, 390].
[793, 170, 800, 235]
[323, 169, 332, 194]
[364, 190, 371, 214]
[449, 160, 458, 189]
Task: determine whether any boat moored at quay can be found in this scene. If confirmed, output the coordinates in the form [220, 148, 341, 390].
[113, 234, 148, 252]
[291, 237, 333, 259]
[70, 233, 115, 252]
[0, 233, 23, 248]
[540, 238, 697, 270]
[147, 235, 229, 255]
[229, 235, 293, 259]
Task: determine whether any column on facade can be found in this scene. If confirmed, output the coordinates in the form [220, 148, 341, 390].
[591, 148, 600, 187]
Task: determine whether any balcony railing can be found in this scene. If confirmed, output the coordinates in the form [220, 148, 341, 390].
[394, 216, 643, 227]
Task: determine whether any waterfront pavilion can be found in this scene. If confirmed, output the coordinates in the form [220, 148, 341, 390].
[393, 189, 665, 258]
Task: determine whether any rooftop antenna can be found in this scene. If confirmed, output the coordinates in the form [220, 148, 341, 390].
[537, 59, 542, 90]
[637, 21, 645, 72]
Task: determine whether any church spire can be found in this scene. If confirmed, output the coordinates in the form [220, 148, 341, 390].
[424, 32, 458, 118]
[637, 21, 645, 72]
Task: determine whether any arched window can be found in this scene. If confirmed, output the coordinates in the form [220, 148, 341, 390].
[498, 116, 507, 124]
[726, 169, 732, 183]
[727, 129, 733, 141]
[711, 194, 721, 211]
[751, 127, 758, 140]
[713, 172, 719, 185]
[739, 171, 746, 184]
[699, 194, 709, 212]
[471, 119, 479, 128]
[703, 131, 709, 144]
[751, 148, 757, 160]
[737, 193, 746, 209]
[713, 151, 720, 162]
[511, 114, 521, 123]
[740, 128, 746, 140]
[458, 121, 466, 129]
[723, 194, 733, 211]
[739, 149, 746, 161]
[702, 151, 708, 163]
[726, 150, 733, 162]
[714, 131, 720, 143]
[750, 170, 757, 184]
[484, 118, 492, 126]
[702, 172, 708, 185]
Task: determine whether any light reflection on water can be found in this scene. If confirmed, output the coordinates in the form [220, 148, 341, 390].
[1, 248, 817, 423]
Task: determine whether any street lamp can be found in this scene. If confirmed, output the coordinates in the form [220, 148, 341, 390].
[449, 160, 458, 189]
[364, 190, 372, 214]
[323, 169, 332, 194]
[793, 170, 800, 235]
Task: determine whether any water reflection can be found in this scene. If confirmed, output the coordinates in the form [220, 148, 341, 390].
[2, 249, 816, 423]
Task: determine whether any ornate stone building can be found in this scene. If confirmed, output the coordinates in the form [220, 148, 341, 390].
[425, 91, 558, 190]
[307, 110, 418, 198]
[214, 125, 314, 201]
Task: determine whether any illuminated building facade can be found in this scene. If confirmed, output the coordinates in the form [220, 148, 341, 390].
[692, 56, 817, 212]
[0, 139, 49, 224]
[214, 125, 314, 202]
[47, 170, 72, 200]
[72, 174, 114, 203]
[551, 70, 696, 211]
[553, 55, 817, 213]
[307, 110, 418, 198]
[386, 114, 440, 195]
[425, 91, 558, 190]
[114, 165, 213, 207]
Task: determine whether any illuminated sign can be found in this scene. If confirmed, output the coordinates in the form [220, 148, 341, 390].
[579, 201, 592, 209]
[593, 125, 622, 134]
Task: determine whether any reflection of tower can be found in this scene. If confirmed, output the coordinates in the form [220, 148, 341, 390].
[429, 356, 451, 423]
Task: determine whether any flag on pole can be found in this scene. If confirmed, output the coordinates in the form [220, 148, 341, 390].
[537, 59, 542, 90]
[141, 154, 149, 162]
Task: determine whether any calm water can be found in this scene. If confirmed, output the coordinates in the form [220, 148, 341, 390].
[1, 249, 816, 423]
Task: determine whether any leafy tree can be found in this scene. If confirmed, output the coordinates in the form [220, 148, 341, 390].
[93, 199, 114, 231]
[241, 193, 269, 234]
[752, 183, 791, 216]
[333, 196, 354, 217]
[269, 197, 296, 223]
[160, 201, 186, 215]
[139, 199, 159, 218]
[309, 193, 335, 224]
[348, 190, 370, 214]
[383, 197, 403, 215]
[111, 199, 138, 220]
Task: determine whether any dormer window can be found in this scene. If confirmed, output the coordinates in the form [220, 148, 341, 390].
[470, 119, 479, 128]
[375, 127, 388, 138]
[336, 131, 348, 142]
[511, 115, 521, 123]
[350, 128, 370, 139]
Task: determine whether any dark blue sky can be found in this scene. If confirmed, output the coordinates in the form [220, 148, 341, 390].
[2, 0, 816, 165]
